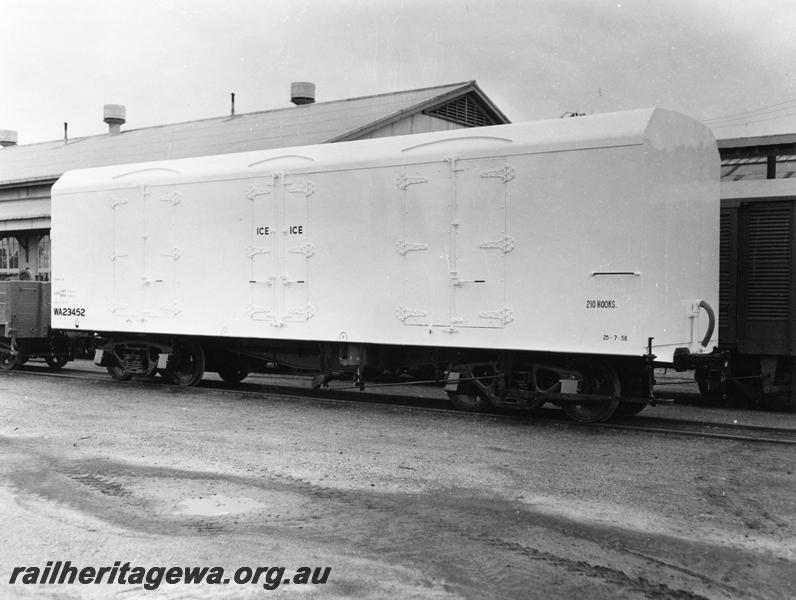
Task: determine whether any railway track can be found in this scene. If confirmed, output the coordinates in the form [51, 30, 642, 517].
[586, 417, 796, 445]
[5, 362, 796, 446]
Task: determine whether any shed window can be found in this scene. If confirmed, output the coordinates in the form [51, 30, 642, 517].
[0, 236, 20, 277]
[37, 234, 50, 281]
[778, 155, 796, 178]
[721, 157, 768, 181]
[721, 154, 796, 180]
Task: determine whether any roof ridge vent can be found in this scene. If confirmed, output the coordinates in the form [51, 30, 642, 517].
[0, 129, 18, 147]
[103, 104, 127, 134]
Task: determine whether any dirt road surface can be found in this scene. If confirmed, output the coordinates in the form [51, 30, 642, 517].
[0, 367, 793, 599]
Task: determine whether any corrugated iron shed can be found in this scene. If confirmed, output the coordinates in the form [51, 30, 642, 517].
[0, 81, 508, 187]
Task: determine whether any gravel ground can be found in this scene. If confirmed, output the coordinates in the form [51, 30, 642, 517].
[0, 366, 793, 599]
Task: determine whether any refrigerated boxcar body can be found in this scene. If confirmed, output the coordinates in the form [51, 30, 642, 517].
[697, 179, 796, 408]
[51, 108, 719, 420]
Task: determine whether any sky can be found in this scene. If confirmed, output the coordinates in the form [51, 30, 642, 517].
[2, 0, 796, 144]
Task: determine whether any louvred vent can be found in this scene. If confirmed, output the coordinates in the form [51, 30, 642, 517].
[426, 94, 497, 128]
[718, 210, 732, 330]
[744, 203, 792, 321]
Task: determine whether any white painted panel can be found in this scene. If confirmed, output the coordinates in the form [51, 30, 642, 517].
[109, 186, 145, 320]
[280, 174, 314, 324]
[395, 161, 450, 327]
[51, 109, 720, 362]
[451, 157, 512, 329]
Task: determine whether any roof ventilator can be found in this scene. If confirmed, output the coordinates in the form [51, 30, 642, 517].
[104, 104, 127, 135]
[291, 82, 316, 106]
[0, 129, 18, 147]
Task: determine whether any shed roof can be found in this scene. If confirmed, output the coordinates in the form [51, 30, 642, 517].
[0, 81, 508, 187]
[717, 132, 796, 149]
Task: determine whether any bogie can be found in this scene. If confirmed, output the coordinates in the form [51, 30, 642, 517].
[444, 355, 642, 422]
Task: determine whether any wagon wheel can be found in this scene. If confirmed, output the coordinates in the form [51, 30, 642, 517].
[561, 361, 620, 423]
[446, 363, 497, 413]
[164, 339, 205, 387]
[218, 364, 250, 384]
[447, 384, 491, 413]
[0, 351, 20, 371]
[107, 364, 133, 381]
[45, 354, 69, 370]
